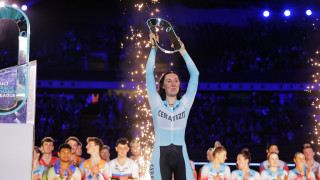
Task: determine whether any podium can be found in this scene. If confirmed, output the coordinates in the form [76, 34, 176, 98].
[0, 4, 37, 179]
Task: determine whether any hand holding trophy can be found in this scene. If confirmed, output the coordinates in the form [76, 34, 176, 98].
[147, 18, 182, 54]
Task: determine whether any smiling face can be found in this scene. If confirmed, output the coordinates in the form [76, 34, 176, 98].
[294, 153, 306, 168]
[162, 73, 180, 98]
[303, 148, 315, 161]
[268, 153, 279, 168]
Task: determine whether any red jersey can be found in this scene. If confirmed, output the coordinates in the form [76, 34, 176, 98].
[40, 156, 59, 167]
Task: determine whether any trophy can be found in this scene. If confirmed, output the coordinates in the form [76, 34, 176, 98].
[147, 18, 182, 54]
[0, 4, 36, 179]
[0, 4, 35, 123]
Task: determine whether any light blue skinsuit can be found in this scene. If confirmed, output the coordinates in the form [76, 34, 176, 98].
[146, 48, 199, 180]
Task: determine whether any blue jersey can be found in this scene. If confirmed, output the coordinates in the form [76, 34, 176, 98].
[261, 168, 287, 180]
[146, 49, 199, 180]
[231, 169, 260, 180]
[200, 163, 231, 180]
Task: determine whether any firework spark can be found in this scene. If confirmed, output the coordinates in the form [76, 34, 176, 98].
[121, 0, 161, 179]
[308, 50, 320, 154]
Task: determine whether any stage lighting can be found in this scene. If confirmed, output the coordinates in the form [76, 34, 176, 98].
[263, 11, 270, 17]
[21, 5, 27, 11]
[306, 9, 312, 16]
[284, 10, 291, 17]
[0, 2, 5, 7]
[12, 4, 18, 8]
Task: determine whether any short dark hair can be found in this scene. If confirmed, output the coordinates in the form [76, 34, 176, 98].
[267, 142, 278, 151]
[157, 71, 182, 100]
[239, 148, 251, 163]
[58, 143, 72, 153]
[86, 137, 104, 152]
[65, 136, 80, 145]
[41, 137, 54, 146]
[116, 138, 129, 147]
[34, 146, 43, 161]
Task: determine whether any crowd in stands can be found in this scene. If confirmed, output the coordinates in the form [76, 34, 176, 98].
[1, 20, 319, 74]
[186, 91, 314, 149]
[175, 21, 318, 73]
[34, 90, 314, 153]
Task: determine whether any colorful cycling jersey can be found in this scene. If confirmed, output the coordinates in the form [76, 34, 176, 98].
[288, 169, 315, 180]
[260, 168, 288, 180]
[259, 160, 289, 173]
[79, 159, 109, 180]
[304, 162, 320, 175]
[200, 163, 231, 180]
[108, 158, 139, 180]
[231, 169, 260, 180]
[33, 165, 48, 180]
[47, 161, 81, 180]
[40, 156, 59, 167]
[146, 48, 199, 180]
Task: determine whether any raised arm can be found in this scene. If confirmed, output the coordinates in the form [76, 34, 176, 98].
[146, 33, 162, 110]
[179, 41, 200, 110]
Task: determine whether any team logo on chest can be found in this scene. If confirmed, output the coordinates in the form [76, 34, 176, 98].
[158, 110, 185, 121]
[157, 104, 187, 130]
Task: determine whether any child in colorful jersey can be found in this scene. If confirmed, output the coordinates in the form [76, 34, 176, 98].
[201, 141, 230, 180]
[231, 149, 260, 180]
[146, 31, 199, 180]
[33, 146, 48, 180]
[79, 137, 109, 180]
[47, 144, 81, 180]
[288, 152, 315, 180]
[109, 138, 139, 180]
[260, 152, 288, 180]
